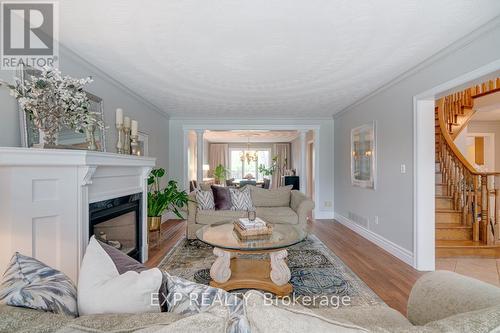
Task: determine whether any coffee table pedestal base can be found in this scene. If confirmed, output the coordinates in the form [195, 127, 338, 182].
[210, 257, 292, 297]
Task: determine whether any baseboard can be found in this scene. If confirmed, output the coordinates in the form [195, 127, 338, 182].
[314, 210, 335, 219]
[334, 212, 414, 267]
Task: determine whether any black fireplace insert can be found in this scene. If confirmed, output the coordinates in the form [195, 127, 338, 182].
[89, 193, 142, 261]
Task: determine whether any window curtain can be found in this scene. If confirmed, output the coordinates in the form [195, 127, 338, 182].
[272, 143, 291, 188]
[208, 144, 229, 177]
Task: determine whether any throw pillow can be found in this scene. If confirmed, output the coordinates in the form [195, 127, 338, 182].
[230, 186, 254, 211]
[249, 185, 293, 207]
[164, 273, 249, 333]
[77, 236, 164, 315]
[195, 189, 215, 210]
[211, 185, 232, 210]
[244, 290, 368, 333]
[0, 252, 78, 317]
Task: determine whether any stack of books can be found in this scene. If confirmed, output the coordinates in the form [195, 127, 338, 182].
[234, 217, 272, 239]
[235, 217, 266, 230]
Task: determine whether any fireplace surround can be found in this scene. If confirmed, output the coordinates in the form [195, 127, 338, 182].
[0, 148, 155, 282]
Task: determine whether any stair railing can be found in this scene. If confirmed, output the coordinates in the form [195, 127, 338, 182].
[437, 95, 500, 245]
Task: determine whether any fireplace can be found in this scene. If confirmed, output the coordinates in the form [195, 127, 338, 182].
[89, 193, 142, 261]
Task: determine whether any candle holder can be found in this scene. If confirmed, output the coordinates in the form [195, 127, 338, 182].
[85, 124, 97, 151]
[123, 125, 131, 155]
[131, 134, 140, 156]
[116, 123, 124, 154]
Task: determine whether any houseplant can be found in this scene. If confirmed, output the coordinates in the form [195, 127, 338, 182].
[213, 164, 229, 185]
[147, 168, 190, 232]
[0, 67, 103, 146]
[258, 155, 287, 185]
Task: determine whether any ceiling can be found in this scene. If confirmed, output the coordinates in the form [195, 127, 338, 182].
[59, 1, 500, 118]
[204, 130, 299, 143]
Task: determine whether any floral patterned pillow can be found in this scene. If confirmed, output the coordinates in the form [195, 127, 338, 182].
[0, 252, 78, 317]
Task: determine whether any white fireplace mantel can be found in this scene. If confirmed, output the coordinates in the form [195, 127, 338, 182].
[0, 148, 156, 282]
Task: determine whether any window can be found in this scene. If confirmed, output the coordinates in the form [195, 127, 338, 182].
[229, 148, 271, 182]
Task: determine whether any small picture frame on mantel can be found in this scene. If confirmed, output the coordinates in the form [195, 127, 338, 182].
[351, 121, 376, 189]
[136, 131, 149, 157]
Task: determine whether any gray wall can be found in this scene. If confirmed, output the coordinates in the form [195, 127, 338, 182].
[334, 23, 500, 252]
[0, 46, 169, 169]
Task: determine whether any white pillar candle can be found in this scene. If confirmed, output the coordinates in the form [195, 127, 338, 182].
[115, 108, 123, 125]
[131, 120, 138, 136]
[124, 116, 131, 128]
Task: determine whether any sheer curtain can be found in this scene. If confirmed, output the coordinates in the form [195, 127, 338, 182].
[208, 144, 229, 177]
[272, 143, 291, 188]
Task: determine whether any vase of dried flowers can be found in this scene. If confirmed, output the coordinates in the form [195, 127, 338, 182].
[1, 67, 104, 147]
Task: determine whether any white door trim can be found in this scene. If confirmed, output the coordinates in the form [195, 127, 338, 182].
[413, 59, 500, 271]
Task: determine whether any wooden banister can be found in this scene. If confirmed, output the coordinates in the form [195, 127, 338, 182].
[436, 78, 500, 246]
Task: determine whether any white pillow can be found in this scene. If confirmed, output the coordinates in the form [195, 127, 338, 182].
[77, 236, 163, 315]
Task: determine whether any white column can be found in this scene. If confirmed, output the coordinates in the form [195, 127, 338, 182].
[299, 130, 307, 194]
[196, 129, 204, 185]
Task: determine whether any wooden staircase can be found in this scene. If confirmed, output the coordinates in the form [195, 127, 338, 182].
[435, 78, 500, 258]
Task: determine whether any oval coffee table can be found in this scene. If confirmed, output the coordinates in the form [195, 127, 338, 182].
[196, 223, 307, 296]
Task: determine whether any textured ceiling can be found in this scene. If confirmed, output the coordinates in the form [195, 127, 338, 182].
[59, 1, 500, 118]
[204, 130, 298, 143]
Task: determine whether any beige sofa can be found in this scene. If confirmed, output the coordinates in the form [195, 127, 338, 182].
[187, 186, 315, 239]
[1, 271, 499, 332]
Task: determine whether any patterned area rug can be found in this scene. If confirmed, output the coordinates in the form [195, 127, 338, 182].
[159, 234, 382, 308]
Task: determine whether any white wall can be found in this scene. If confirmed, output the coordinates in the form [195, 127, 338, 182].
[169, 118, 334, 218]
[334, 22, 500, 253]
[0, 46, 169, 169]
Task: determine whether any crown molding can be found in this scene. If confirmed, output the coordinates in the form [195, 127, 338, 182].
[169, 116, 334, 121]
[333, 15, 500, 119]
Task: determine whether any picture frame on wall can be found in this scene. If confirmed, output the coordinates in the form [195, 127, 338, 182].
[351, 121, 376, 189]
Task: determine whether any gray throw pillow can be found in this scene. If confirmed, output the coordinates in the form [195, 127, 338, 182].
[164, 273, 249, 333]
[0, 252, 78, 317]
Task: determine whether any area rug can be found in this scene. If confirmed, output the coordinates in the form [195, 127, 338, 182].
[158, 234, 382, 308]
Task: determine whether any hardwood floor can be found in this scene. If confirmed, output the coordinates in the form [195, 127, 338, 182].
[145, 219, 186, 268]
[146, 219, 424, 316]
[309, 220, 424, 316]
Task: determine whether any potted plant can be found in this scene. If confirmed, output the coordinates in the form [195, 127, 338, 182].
[258, 156, 287, 185]
[213, 164, 229, 185]
[147, 168, 190, 233]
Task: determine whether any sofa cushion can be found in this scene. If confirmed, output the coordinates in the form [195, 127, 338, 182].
[197, 209, 248, 225]
[195, 189, 215, 210]
[0, 303, 73, 333]
[78, 236, 164, 315]
[256, 207, 299, 224]
[211, 185, 232, 210]
[244, 290, 368, 333]
[250, 185, 293, 207]
[311, 305, 413, 331]
[424, 304, 500, 333]
[0, 252, 78, 317]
